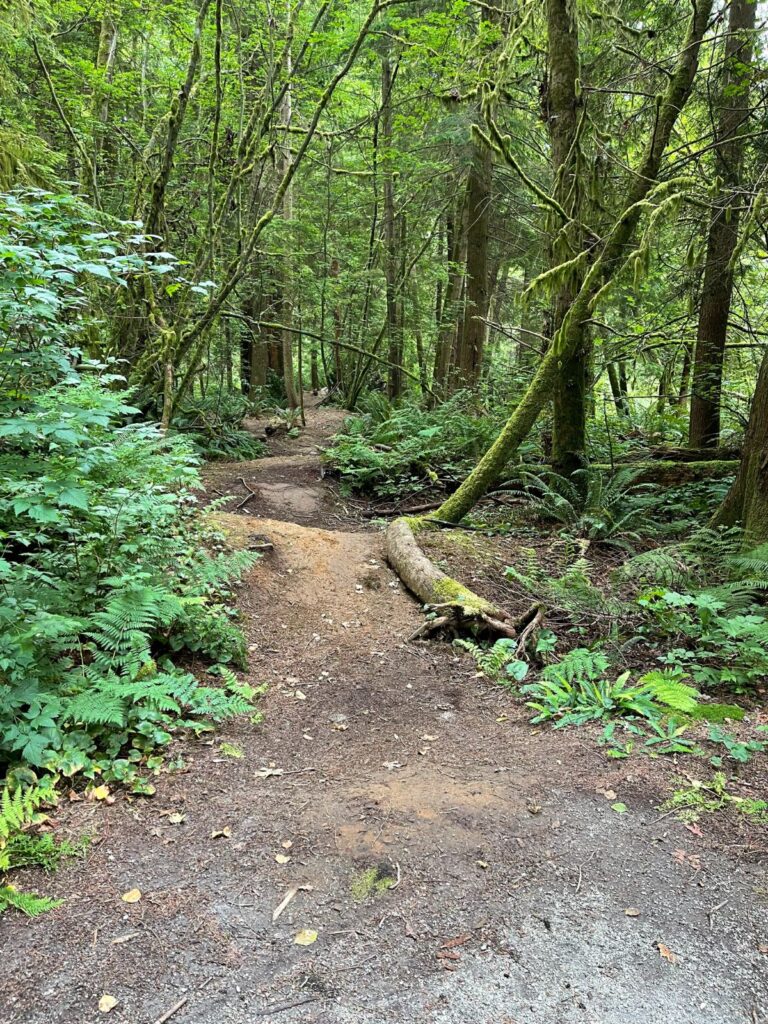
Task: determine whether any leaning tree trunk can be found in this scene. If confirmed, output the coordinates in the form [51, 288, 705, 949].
[688, 0, 756, 449]
[547, 0, 587, 477]
[431, 1, 713, 524]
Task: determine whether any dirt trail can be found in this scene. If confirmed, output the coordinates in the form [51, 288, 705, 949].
[2, 398, 767, 1024]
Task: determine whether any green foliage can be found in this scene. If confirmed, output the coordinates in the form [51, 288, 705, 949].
[0, 782, 64, 917]
[324, 394, 513, 500]
[638, 588, 768, 693]
[662, 773, 768, 824]
[521, 650, 702, 728]
[507, 467, 655, 546]
[0, 192, 260, 790]
[173, 391, 266, 461]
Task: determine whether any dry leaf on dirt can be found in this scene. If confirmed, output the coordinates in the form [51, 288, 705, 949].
[281, 840, 293, 850]
[422, 734, 438, 742]
[672, 849, 701, 871]
[210, 827, 232, 839]
[758, 944, 768, 955]
[121, 888, 142, 904]
[685, 822, 704, 837]
[255, 766, 284, 779]
[624, 908, 641, 917]
[275, 853, 291, 864]
[436, 949, 461, 961]
[656, 942, 680, 965]
[167, 812, 185, 825]
[89, 785, 110, 801]
[294, 928, 318, 946]
[603, 789, 617, 801]
[441, 933, 472, 949]
[111, 933, 139, 945]
[98, 995, 118, 1013]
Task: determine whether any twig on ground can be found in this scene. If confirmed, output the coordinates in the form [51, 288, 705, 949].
[151, 996, 188, 1024]
[235, 476, 257, 509]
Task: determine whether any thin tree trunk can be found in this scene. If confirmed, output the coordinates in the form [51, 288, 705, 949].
[689, 0, 757, 448]
[455, 136, 492, 385]
[547, 0, 587, 477]
[281, 9, 299, 410]
[382, 54, 401, 399]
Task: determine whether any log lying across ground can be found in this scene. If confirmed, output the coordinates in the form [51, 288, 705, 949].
[385, 516, 542, 641]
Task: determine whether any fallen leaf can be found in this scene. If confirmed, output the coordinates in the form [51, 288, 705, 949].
[672, 849, 701, 871]
[167, 812, 185, 825]
[294, 690, 307, 701]
[611, 802, 628, 814]
[210, 827, 232, 840]
[657, 942, 680, 965]
[758, 944, 768, 955]
[422, 734, 438, 742]
[495, 715, 508, 723]
[294, 928, 318, 946]
[275, 853, 291, 865]
[475, 860, 488, 870]
[527, 802, 542, 815]
[624, 907, 641, 917]
[603, 789, 617, 801]
[255, 767, 285, 779]
[331, 722, 348, 732]
[382, 761, 402, 771]
[90, 785, 110, 801]
[281, 840, 293, 850]
[418, 747, 430, 756]
[684, 822, 704, 838]
[121, 888, 142, 904]
[111, 933, 140, 945]
[441, 933, 472, 949]
[98, 995, 118, 1014]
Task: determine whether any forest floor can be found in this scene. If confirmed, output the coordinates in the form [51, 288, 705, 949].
[2, 396, 767, 1024]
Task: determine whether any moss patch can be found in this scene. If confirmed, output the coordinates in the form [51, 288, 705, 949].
[689, 703, 745, 723]
[350, 864, 396, 901]
[432, 575, 494, 615]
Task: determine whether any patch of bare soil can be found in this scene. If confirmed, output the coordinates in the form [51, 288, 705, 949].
[1, 398, 767, 1024]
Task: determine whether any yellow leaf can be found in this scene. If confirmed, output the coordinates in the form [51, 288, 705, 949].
[90, 785, 110, 801]
[167, 812, 185, 825]
[121, 888, 142, 904]
[294, 928, 318, 946]
[98, 995, 118, 1013]
[275, 853, 291, 864]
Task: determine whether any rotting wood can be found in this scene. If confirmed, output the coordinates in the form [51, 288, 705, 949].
[385, 516, 543, 641]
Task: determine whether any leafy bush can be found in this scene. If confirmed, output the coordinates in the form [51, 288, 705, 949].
[173, 390, 265, 461]
[638, 588, 768, 693]
[324, 393, 513, 500]
[506, 467, 655, 546]
[520, 649, 701, 728]
[0, 191, 260, 800]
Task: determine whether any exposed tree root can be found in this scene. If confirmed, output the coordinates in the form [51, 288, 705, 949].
[385, 516, 543, 641]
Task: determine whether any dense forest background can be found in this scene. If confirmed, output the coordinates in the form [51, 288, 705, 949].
[4, 0, 768, 918]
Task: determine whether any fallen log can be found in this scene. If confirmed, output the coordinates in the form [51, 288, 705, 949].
[385, 516, 542, 640]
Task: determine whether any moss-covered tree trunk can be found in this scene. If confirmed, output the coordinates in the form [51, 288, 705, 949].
[433, 0, 714, 524]
[688, 0, 756, 448]
[455, 136, 492, 385]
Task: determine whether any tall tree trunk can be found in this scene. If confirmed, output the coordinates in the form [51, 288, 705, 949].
[433, 201, 467, 396]
[547, 0, 587, 477]
[455, 137, 492, 385]
[281, 11, 299, 409]
[382, 54, 401, 399]
[607, 361, 630, 417]
[688, 0, 757, 448]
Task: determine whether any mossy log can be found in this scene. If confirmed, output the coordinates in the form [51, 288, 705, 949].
[592, 459, 738, 485]
[385, 516, 542, 640]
